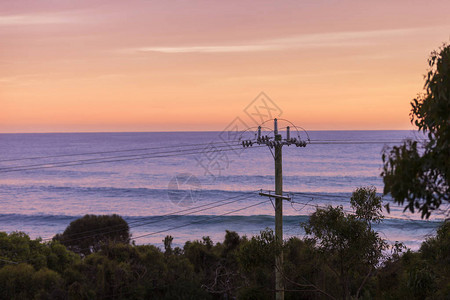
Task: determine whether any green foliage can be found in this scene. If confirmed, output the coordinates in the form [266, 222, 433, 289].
[382, 43, 450, 218]
[0, 212, 448, 299]
[302, 187, 387, 299]
[419, 220, 450, 299]
[374, 220, 450, 300]
[351, 186, 384, 225]
[239, 228, 277, 270]
[407, 266, 437, 299]
[54, 214, 130, 256]
[0, 231, 79, 273]
[32, 268, 64, 299]
[183, 232, 248, 298]
[0, 263, 35, 299]
[0, 263, 65, 300]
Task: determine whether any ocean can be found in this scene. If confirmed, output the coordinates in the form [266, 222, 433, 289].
[0, 130, 445, 250]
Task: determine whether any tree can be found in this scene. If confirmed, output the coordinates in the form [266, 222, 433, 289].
[350, 186, 384, 226]
[382, 43, 450, 218]
[0, 231, 79, 273]
[237, 229, 277, 300]
[302, 187, 387, 299]
[54, 214, 130, 256]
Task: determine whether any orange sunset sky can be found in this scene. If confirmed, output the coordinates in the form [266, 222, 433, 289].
[1, 0, 449, 133]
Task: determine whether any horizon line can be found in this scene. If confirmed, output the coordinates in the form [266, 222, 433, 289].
[0, 129, 416, 134]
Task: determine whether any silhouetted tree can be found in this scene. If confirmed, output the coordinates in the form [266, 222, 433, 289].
[382, 43, 450, 218]
[54, 214, 130, 256]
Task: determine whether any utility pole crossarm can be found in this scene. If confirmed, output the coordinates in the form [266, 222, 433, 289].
[259, 190, 291, 201]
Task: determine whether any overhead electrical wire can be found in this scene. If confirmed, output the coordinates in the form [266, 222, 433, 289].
[289, 198, 447, 224]
[1, 193, 444, 265]
[0, 134, 424, 165]
[0, 142, 247, 170]
[308, 141, 408, 145]
[292, 191, 351, 200]
[0, 145, 266, 173]
[0, 198, 268, 265]
[289, 199, 439, 251]
[0, 192, 258, 255]
[0, 139, 422, 173]
[42, 192, 258, 243]
[308, 139, 428, 142]
[0, 139, 250, 163]
[130, 200, 268, 241]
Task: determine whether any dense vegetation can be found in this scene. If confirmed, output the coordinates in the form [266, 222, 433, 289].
[0, 188, 449, 299]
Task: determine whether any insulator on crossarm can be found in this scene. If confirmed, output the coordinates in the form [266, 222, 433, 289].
[296, 141, 306, 147]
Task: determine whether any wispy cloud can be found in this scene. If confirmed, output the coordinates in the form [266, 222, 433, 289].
[136, 44, 281, 54]
[0, 14, 75, 26]
[130, 26, 448, 54]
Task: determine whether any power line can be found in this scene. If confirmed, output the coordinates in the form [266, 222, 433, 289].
[61, 198, 266, 258]
[0, 139, 248, 163]
[130, 200, 267, 241]
[289, 199, 439, 250]
[0, 145, 265, 173]
[39, 191, 254, 242]
[44, 193, 257, 244]
[309, 139, 428, 142]
[289, 198, 444, 248]
[0, 137, 428, 173]
[0, 137, 426, 165]
[289, 198, 447, 224]
[1, 198, 268, 265]
[308, 141, 407, 145]
[0, 192, 258, 258]
[0, 142, 244, 170]
[291, 191, 350, 200]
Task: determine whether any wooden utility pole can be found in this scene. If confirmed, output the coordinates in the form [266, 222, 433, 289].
[274, 128, 284, 300]
[243, 118, 307, 300]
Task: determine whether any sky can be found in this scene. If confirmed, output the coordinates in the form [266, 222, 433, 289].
[1, 0, 449, 133]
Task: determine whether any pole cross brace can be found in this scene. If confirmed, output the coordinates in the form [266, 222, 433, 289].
[259, 190, 292, 201]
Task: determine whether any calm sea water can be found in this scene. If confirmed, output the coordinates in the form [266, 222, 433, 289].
[0, 131, 444, 250]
